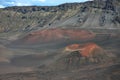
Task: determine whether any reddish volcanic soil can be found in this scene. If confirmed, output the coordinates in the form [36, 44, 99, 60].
[65, 43, 103, 57]
[20, 28, 95, 44]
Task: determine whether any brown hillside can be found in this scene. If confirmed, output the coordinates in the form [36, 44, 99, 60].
[19, 28, 95, 44]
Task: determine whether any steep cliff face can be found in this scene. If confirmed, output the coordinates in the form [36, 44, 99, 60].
[0, 0, 119, 34]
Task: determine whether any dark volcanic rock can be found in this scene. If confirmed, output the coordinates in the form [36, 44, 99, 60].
[0, 0, 119, 35]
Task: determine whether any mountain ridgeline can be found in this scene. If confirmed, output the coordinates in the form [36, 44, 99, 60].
[0, 0, 120, 33]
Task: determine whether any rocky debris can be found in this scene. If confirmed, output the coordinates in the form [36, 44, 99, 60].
[0, 0, 119, 35]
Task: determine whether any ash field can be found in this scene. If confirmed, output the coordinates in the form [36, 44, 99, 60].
[0, 0, 120, 80]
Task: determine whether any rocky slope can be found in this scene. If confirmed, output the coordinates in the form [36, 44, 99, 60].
[0, 0, 120, 34]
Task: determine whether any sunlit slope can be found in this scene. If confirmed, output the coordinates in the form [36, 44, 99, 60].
[0, 0, 119, 34]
